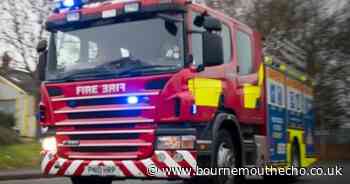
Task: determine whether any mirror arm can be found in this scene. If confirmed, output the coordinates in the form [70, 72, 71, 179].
[201, 11, 208, 17]
[185, 54, 194, 68]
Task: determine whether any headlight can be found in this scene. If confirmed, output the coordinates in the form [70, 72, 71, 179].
[157, 136, 196, 150]
[41, 137, 57, 153]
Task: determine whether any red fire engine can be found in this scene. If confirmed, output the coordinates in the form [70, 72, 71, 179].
[37, 0, 317, 183]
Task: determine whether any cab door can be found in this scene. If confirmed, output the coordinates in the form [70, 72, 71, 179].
[235, 26, 264, 124]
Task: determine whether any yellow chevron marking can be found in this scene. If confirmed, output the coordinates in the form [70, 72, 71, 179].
[188, 78, 222, 107]
[287, 129, 317, 168]
[243, 64, 264, 109]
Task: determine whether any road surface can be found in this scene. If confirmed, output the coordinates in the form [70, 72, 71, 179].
[0, 174, 347, 184]
[0, 161, 348, 184]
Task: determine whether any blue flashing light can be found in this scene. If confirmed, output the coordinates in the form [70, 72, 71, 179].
[63, 0, 75, 7]
[55, 0, 88, 11]
[191, 104, 197, 115]
[127, 96, 139, 105]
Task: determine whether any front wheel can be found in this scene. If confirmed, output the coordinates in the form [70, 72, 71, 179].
[71, 177, 112, 184]
[264, 143, 301, 182]
[212, 129, 243, 184]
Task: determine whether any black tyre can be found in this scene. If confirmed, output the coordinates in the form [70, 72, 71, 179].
[71, 177, 112, 184]
[183, 176, 210, 184]
[264, 143, 300, 183]
[212, 129, 243, 184]
[288, 142, 301, 182]
[291, 142, 301, 168]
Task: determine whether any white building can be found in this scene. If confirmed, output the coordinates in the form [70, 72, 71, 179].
[0, 73, 37, 137]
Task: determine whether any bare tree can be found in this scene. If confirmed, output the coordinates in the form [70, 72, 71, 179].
[207, 0, 350, 128]
[0, 0, 52, 79]
[206, 0, 250, 20]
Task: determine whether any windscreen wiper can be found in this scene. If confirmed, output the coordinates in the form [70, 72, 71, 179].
[99, 57, 141, 68]
[117, 65, 180, 76]
[53, 58, 141, 82]
[53, 68, 118, 82]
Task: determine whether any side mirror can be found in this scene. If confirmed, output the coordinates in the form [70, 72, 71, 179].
[37, 52, 47, 81]
[36, 40, 48, 53]
[194, 15, 222, 32]
[202, 32, 224, 67]
[36, 40, 48, 81]
[203, 17, 222, 32]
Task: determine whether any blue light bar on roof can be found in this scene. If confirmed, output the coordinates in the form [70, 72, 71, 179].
[55, 0, 89, 10]
[63, 0, 75, 7]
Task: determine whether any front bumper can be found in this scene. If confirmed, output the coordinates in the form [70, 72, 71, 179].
[41, 150, 197, 178]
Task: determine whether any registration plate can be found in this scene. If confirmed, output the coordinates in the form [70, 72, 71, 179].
[87, 166, 116, 176]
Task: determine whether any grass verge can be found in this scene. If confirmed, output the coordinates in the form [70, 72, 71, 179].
[0, 141, 41, 170]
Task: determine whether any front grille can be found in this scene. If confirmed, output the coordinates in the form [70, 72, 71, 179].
[67, 96, 151, 107]
[49, 90, 159, 160]
[69, 133, 139, 140]
[67, 110, 141, 119]
[70, 147, 138, 153]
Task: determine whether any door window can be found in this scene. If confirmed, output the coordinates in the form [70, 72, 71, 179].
[236, 31, 253, 75]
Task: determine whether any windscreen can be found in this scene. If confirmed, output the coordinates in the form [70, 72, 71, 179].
[46, 13, 184, 81]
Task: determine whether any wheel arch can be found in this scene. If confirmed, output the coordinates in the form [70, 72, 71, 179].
[212, 112, 243, 166]
[292, 136, 301, 157]
[293, 137, 300, 147]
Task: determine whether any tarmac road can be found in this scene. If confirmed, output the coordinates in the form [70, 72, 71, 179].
[0, 161, 348, 184]
[0, 174, 348, 184]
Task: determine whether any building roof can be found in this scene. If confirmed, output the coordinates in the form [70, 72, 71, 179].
[0, 69, 38, 95]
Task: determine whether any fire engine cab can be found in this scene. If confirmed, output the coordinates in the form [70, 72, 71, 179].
[36, 0, 317, 184]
